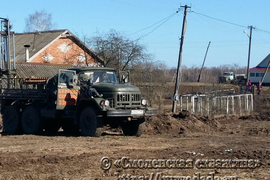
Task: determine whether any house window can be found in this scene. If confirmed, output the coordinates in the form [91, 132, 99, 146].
[256, 73, 261, 77]
[250, 73, 255, 77]
[77, 53, 86, 62]
[42, 53, 54, 62]
[58, 43, 72, 53]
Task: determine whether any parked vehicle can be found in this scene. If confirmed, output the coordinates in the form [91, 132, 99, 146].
[218, 72, 247, 85]
[1, 66, 157, 137]
[0, 18, 157, 137]
[218, 72, 234, 83]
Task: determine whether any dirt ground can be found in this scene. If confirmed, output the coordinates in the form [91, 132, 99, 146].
[0, 107, 270, 180]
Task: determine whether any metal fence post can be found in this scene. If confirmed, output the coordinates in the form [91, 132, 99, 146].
[231, 96, 234, 114]
[250, 94, 253, 111]
[207, 97, 209, 116]
[180, 96, 182, 111]
[191, 96, 195, 114]
[239, 95, 241, 114]
[186, 96, 188, 110]
[245, 94, 248, 111]
[226, 96, 229, 114]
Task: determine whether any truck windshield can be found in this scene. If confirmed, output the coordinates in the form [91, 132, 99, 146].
[78, 71, 118, 84]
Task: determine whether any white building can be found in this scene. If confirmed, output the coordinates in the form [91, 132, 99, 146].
[249, 53, 270, 86]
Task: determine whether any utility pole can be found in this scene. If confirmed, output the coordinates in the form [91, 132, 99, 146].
[172, 5, 191, 113]
[197, 41, 211, 82]
[246, 25, 255, 88]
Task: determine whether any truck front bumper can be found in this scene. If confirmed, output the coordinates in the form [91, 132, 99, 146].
[107, 108, 157, 117]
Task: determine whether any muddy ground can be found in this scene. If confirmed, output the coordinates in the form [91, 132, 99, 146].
[0, 108, 270, 180]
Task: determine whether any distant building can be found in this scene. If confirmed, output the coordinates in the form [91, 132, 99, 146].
[12, 29, 103, 67]
[249, 53, 270, 85]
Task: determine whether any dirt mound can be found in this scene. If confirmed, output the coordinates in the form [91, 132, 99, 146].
[145, 114, 181, 135]
[145, 110, 224, 136]
[239, 111, 270, 121]
[249, 127, 270, 136]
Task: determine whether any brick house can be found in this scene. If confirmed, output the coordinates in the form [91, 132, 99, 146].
[13, 29, 103, 66]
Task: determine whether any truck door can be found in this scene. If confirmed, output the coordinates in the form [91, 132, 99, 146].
[56, 69, 80, 110]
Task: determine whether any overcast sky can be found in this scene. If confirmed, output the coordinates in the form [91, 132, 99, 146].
[2, 0, 270, 68]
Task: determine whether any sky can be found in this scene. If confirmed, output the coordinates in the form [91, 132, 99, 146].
[1, 0, 270, 69]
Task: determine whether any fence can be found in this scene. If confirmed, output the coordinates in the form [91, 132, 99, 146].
[179, 93, 253, 116]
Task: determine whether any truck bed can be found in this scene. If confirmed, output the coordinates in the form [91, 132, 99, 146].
[0, 89, 46, 100]
[0, 77, 48, 100]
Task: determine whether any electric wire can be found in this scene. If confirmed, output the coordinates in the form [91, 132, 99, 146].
[128, 12, 178, 36]
[256, 28, 270, 34]
[191, 11, 247, 28]
[128, 11, 178, 40]
[138, 12, 177, 39]
[192, 10, 270, 35]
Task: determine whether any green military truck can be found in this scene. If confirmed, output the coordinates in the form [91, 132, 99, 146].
[1, 67, 157, 136]
[0, 18, 156, 136]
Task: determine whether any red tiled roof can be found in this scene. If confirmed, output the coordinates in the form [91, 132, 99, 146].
[250, 67, 270, 71]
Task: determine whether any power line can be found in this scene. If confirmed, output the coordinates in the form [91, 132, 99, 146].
[192, 11, 247, 28]
[256, 28, 270, 34]
[128, 11, 178, 41]
[192, 10, 270, 35]
[128, 12, 177, 36]
[139, 12, 177, 39]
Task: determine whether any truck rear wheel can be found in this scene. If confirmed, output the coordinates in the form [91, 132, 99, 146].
[121, 119, 145, 137]
[2, 106, 21, 134]
[21, 106, 42, 134]
[79, 107, 97, 136]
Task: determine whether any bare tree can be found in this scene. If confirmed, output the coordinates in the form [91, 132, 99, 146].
[3, 21, 12, 31]
[24, 10, 56, 32]
[87, 30, 151, 72]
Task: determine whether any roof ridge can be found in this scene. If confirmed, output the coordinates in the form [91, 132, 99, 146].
[15, 29, 68, 35]
[16, 62, 73, 67]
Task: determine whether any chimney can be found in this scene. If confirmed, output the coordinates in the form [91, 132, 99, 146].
[24, 45, 30, 62]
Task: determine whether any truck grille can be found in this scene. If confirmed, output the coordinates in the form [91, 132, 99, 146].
[113, 93, 141, 108]
[117, 94, 130, 101]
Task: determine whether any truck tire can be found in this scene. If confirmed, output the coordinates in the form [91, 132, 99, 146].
[2, 106, 21, 134]
[79, 107, 97, 136]
[121, 120, 145, 137]
[21, 106, 42, 134]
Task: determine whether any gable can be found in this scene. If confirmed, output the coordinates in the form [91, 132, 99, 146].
[11, 30, 104, 66]
[256, 53, 270, 67]
[30, 36, 96, 66]
[13, 30, 67, 63]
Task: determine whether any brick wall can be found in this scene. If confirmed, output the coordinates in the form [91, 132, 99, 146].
[31, 37, 96, 66]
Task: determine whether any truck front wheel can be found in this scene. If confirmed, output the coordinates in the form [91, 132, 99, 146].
[21, 106, 42, 134]
[2, 106, 21, 134]
[79, 107, 98, 136]
[121, 119, 145, 137]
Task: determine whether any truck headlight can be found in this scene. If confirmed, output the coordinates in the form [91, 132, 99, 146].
[141, 99, 147, 106]
[105, 100, 110, 107]
[101, 100, 110, 107]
